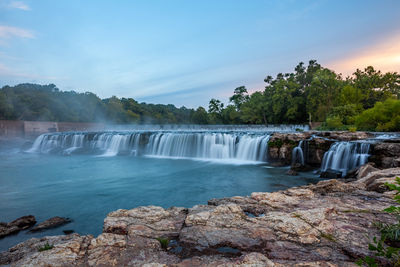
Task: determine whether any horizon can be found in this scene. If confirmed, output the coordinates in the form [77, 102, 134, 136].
[1, 0, 400, 108]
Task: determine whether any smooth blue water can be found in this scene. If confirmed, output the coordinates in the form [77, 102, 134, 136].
[0, 141, 319, 252]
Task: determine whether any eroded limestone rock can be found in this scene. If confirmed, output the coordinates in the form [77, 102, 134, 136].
[2, 168, 400, 266]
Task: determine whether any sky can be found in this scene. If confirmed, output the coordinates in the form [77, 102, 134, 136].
[0, 0, 399, 108]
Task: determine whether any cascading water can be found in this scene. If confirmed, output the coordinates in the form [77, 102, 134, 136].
[292, 140, 305, 166]
[27, 131, 271, 163]
[321, 141, 371, 176]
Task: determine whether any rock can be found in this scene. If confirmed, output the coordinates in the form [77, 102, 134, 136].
[30, 216, 72, 232]
[355, 167, 400, 188]
[369, 142, 400, 168]
[344, 168, 358, 179]
[0, 224, 19, 238]
[103, 206, 187, 238]
[0, 234, 93, 266]
[268, 132, 312, 165]
[307, 137, 335, 165]
[290, 163, 314, 172]
[286, 169, 298, 176]
[267, 131, 374, 167]
[357, 163, 379, 179]
[367, 177, 397, 192]
[0, 215, 36, 238]
[8, 215, 37, 229]
[320, 169, 342, 179]
[3, 168, 400, 266]
[317, 131, 373, 141]
[63, 229, 74, 235]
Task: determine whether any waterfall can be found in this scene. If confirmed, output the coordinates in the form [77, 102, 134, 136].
[321, 142, 371, 176]
[27, 131, 270, 163]
[292, 141, 304, 166]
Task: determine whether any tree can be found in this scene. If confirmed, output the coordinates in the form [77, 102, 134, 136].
[229, 86, 249, 111]
[208, 98, 224, 124]
[191, 107, 209, 124]
[221, 105, 241, 124]
[352, 66, 400, 109]
[306, 68, 342, 122]
[240, 92, 267, 124]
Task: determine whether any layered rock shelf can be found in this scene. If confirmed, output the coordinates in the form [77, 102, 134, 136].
[2, 167, 400, 266]
[267, 131, 400, 169]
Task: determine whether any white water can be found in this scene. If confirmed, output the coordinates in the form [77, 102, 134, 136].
[321, 142, 371, 176]
[28, 131, 271, 163]
[292, 140, 305, 166]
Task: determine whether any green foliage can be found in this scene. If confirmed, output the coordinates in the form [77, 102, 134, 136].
[191, 107, 209, 124]
[348, 126, 357, 132]
[229, 86, 249, 111]
[325, 116, 344, 130]
[268, 139, 283, 148]
[357, 177, 400, 266]
[355, 99, 400, 131]
[208, 98, 224, 124]
[0, 84, 196, 124]
[1, 61, 399, 128]
[38, 243, 54, 252]
[156, 237, 169, 249]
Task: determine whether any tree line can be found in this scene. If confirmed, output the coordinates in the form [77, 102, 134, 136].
[0, 83, 194, 124]
[206, 60, 400, 131]
[0, 60, 399, 131]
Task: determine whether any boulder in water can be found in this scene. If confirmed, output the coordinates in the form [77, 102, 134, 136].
[0, 215, 36, 238]
[286, 169, 298, 176]
[30, 217, 72, 232]
[357, 163, 379, 179]
[320, 169, 342, 179]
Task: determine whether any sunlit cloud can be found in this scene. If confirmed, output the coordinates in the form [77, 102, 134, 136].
[8, 1, 30, 10]
[327, 33, 400, 75]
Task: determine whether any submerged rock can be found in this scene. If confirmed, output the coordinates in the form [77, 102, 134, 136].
[320, 168, 342, 178]
[30, 216, 72, 232]
[2, 168, 400, 266]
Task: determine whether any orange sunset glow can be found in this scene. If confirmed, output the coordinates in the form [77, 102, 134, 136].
[328, 33, 400, 76]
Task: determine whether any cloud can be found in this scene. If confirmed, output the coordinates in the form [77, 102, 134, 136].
[327, 33, 400, 75]
[0, 25, 34, 40]
[0, 62, 61, 81]
[8, 1, 30, 10]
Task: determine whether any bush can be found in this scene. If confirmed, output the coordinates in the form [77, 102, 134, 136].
[348, 126, 357, 132]
[355, 99, 400, 132]
[325, 116, 344, 130]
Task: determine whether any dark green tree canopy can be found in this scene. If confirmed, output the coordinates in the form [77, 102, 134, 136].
[1, 61, 399, 131]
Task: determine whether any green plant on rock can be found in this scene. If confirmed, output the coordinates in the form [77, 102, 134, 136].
[268, 139, 283, 148]
[356, 177, 400, 266]
[38, 243, 54, 252]
[348, 126, 357, 132]
[156, 237, 169, 250]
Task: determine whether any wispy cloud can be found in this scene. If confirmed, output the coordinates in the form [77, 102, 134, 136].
[0, 62, 61, 81]
[8, 1, 30, 10]
[0, 25, 34, 43]
[327, 33, 400, 75]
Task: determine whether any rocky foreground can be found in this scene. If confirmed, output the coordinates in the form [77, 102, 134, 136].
[1, 166, 400, 266]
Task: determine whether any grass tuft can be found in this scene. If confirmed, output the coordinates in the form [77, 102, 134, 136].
[38, 243, 54, 252]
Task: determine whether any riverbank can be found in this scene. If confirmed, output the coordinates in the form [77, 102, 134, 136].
[1, 166, 400, 266]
